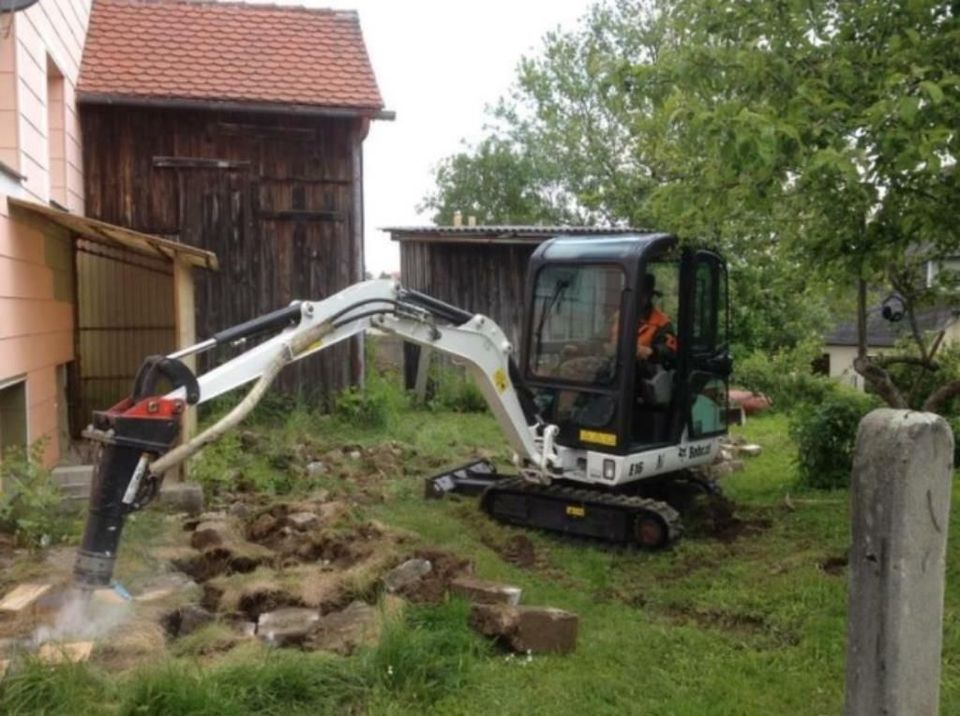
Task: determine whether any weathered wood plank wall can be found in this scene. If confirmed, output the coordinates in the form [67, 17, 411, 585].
[398, 240, 536, 388]
[81, 106, 365, 405]
[399, 241, 535, 348]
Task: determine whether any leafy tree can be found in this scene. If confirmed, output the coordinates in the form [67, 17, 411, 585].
[640, 0, 960, 410]
[419, 136, 571, 225]
[423, 0, 833, 358]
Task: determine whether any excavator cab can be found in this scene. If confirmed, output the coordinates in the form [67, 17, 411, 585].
[522, 233, 731, 468]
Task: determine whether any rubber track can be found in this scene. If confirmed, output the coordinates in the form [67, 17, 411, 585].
[483, 476, 683, 548]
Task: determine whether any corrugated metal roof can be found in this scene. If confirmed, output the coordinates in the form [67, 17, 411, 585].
[385, 225, 650, 244]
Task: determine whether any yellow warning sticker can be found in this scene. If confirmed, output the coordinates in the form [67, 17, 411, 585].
[303, 338, 324, 354]
[579, 429, 617, 447]
[565, 505, 586, 518]
[493, 368, 508, 393]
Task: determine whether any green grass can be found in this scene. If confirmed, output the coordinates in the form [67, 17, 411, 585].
[3, 402, 959, 714]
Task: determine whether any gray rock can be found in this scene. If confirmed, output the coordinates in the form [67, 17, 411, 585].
[306, 461, 327, 478]
[304, 601, 380, 655]
[450, 576, 522, 605]
[190, 521, 232, 550]
[257, 607, 321, 647]
[177, 604, 215, 636]
[470, 604, 578, 654]
[382, 558, 432, 593]
[286, 512, 320, 531]
[228, 502, 250, 519]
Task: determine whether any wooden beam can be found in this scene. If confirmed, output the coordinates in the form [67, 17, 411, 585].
[153, 156, 251, 171]
[173, 259, 197, 479]
[257, 209, 344, 222]
[0, 583, 51, 613]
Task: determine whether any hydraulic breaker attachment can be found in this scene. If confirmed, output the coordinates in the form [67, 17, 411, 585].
[73, 356, 198, 589]
[424, 459, 505, 499]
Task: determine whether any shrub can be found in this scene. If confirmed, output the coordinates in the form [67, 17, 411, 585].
[735, 341, 837, 411]
[0, 442, 72, 548]
[334, 385, 391, 428]
[334, 360, 409, 429]
[789, 388, 882, 490]
[430, 364, 488, 413]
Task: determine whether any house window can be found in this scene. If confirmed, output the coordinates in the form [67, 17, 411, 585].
[927, 257, 960, 288]
[812, 353, 830, 376]
[46, 56, 67, 207]
[0, 378, 27, 456]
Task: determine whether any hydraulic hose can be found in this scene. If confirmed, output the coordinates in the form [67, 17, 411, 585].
[148, 319, 335, 477]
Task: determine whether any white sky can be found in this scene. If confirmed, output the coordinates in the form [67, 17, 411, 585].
[269, 0, 595, 274]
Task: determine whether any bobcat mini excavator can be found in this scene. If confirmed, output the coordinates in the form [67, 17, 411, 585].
[72, 233, 732, 589]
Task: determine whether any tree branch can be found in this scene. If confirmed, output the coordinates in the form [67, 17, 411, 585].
[873, 355, 939, 371]
[853, 356, 908, 409]
[923, 379, 960, 414]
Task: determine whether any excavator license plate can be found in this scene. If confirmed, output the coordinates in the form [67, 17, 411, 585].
[565, 504, 586, 518]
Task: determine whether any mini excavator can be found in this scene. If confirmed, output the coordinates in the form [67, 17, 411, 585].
[73, 233, 731, 589]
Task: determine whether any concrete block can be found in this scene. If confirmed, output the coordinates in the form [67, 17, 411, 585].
[470, 604, 578, 654]
[156, 482, 204, 515]
[450, 577, 522, 605]
[845, 409, 954, 716]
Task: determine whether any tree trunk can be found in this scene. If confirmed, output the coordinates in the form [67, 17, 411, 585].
[853, 277, 907, 408]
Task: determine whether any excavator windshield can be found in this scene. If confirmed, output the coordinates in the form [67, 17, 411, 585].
[527, 264, 625, 385]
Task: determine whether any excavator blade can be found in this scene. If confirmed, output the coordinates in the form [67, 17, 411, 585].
[424, 459, 506, 499]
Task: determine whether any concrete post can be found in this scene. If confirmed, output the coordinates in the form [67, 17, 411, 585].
[845, 409, 955, 716]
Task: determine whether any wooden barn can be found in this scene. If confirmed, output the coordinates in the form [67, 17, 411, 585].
[75, 0, 389, 405]
[387, 225, 640, 387]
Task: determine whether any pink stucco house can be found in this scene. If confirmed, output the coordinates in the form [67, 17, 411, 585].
[0, 1, 91, 465]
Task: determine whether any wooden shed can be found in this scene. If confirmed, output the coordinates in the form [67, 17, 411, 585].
[388, 225, 641, 388]
[75, 0, 389, 405]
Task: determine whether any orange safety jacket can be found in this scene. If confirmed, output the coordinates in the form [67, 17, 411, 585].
[637, 307, 678, 353]
[609, 307, 678, 360]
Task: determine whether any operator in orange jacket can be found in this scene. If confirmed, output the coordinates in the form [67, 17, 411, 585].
[614, 273, 678, 366]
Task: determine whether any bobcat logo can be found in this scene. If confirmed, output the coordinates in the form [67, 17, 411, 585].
[679, 444, 711, 460]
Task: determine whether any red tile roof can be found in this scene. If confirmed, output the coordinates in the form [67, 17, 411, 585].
[78, 0, 384, 114]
